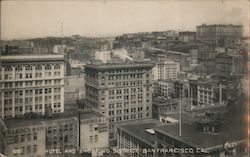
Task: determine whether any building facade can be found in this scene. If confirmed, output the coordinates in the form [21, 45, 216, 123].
[196, 24, 243, 47]
[84, 62, 153, 140]
[153, 81, 174, 97]
[79, 109, 109, 157]
[3, 118, 46, 157]
[44, 115, 79, 157]
[0, 54, 65, 119]
[215, 53, 244, 77]
[178, 31, 196, 42]
[152, 61, 180, 81]
[197, 79, 226, 107]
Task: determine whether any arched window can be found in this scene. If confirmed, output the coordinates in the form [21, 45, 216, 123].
[35, 65, 42, 70]
[15, 66, 22, 71]
[45, 65, 51, 70]
[54, 64, 61, 70]
[5, 66, 12, 72]
[25, 65, 32, 71]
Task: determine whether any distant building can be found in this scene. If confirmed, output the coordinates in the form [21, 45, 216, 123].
[84, 62, 153, 141]
[215, 53, 244, 76]
[0, 54, 65, 119]
[196, 24, 243, 47]
[152, 60, 180, 81]
[189, 49, 201, 67]
[64, 74, 85, 104]
[95, 50, 111, 63]
[152, 97, 179, 120]
[52, 45, 67, 54]
[196, 78, 226, 107]
[128, 48, 145, 61]
[199, 46, 217, 61]
[179, 31, 196, 42]
[153, 80, 174, 97]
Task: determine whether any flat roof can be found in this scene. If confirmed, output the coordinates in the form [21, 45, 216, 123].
[84, 62, 153, 71]
[4, 118, 44, 128]
[4, 111, 78, 128]
[153, 98, 179, 106]
[118, 121, 160, 147]
[197, 24, 242, 28]
[155, 119, 245, 150]
[0, 54, 64, 62]
[79, 109, 106, 119]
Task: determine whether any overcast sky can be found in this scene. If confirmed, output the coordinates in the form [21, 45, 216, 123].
[1, 0, 249, 40]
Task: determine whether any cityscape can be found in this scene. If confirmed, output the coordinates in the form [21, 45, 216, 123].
[0, 1, 249, 157]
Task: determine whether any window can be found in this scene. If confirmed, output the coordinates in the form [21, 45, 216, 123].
[5, 66, 12, 72]
[45, 65, 51, 70]
[54, 65, 61, 69]
[27, 134, 31, 141]
[21, 147, 24, 155]
[25, 66, 32, 71]
[35, 65, 42, 70]
[33, 133, 37, 140]
[21, 134, 25, 142]
[33, 145, 37, 153]
[64, 135, 68, 143]
[90, 136, 93, 143]
[27, 146, 31, 154]
[15, 66, 22, 71]
[94, 135, 98, 142]
[89, 124, 93, 132]
[48, 127, 52, 133]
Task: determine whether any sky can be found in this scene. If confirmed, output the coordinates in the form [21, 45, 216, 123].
[1, 0, 249, 40]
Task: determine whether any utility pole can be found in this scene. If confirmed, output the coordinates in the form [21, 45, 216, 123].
[179, 87, 182, 136]
[61, 22, 63, 54]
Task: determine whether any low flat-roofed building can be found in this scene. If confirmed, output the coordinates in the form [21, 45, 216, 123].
[154, 117, 247, 157]
[117, 119, 161, 157]
[2, 111, 79, 157]
[152, 97, 179, 120]
[3, 117, 46, 157]
[79, 109, 109, 157]
[153, 81, 174, 97]
[44, 112, 79, 157]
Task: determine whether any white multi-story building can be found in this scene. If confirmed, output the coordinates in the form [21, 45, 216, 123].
[197, 79, 225, 107]
[152, 61, 180, 81]
[85, 62, 153, 140]
[95, 50, 111, 63]
[0, 54, 64, 119]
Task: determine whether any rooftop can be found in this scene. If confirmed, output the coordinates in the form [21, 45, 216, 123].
[155, 106, 246, 150]
[197, 24, 243, 27]
[84, 62, 153, 71]
[153, 98, 179, 106]
[118, 121, 160, 147]
[4, 111, 78, 128]
[0, 54, 64, 62]
[79, 109, 106, 119]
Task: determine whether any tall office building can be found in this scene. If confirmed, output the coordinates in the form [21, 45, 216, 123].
[0, 54, 64, 119]
[84, 62, 153, 140]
